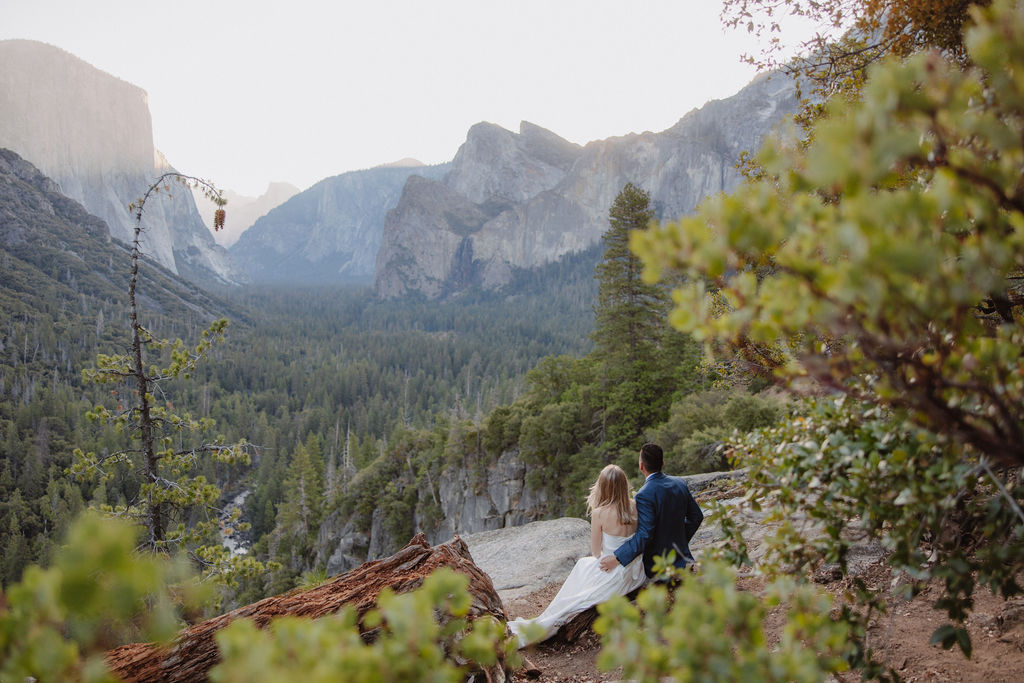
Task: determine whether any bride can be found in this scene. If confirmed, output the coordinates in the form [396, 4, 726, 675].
[507, 464, 646, 648]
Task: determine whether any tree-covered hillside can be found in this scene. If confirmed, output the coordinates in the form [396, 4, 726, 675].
[0, 245, 598, 586]
[1, 163, 780, 601]
[0, 168, 614, 586]
[0, 150, 242, 582]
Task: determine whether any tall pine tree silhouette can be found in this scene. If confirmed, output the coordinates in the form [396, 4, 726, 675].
[592, 183, 670, 451]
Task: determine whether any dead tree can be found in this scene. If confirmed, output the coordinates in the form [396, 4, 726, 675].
[105, 534, 509, 682]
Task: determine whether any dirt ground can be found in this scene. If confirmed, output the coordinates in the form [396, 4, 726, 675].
[504, 562, 1024, 682]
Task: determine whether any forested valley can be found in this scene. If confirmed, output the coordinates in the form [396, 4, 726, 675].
[1, 206, 779, 603]
[6, 2, 1024, 679]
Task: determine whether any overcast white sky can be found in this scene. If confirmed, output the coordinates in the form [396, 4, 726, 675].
[1, 0, 813, 196]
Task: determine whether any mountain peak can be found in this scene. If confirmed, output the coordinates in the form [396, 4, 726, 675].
[446, 121, 583, 206]
[377, 157, 425, 168]
[0, 39, 241, 287]
[376, 74, 799, 299]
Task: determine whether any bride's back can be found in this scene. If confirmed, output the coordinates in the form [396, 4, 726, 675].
[593, 502, 637, 538]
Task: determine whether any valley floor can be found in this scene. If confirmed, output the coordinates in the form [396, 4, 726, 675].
[505, 563, 1024, 682]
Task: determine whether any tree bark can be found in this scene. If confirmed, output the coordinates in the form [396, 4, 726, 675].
[550, 584, 646, 644]
[105, 534, 509, 682]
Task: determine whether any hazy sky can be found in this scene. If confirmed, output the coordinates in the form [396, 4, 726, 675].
[1, 0, 812, 196]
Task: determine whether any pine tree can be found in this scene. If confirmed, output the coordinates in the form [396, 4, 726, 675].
[592, 183, 671, 450]
[1, 493, 31, 586]
[69, 173, 263, 586]
[341, 419, 355, 489]
[269, 437, 324, 576]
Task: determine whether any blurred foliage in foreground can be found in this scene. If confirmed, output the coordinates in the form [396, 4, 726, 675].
[1, 512, 517, 682]
[5, 510, 843, 682]
[0, 511, 205, 682]
[632, 0, 1024, 674]
[211, 568, 517, 683]
[596, 560, 849, 681]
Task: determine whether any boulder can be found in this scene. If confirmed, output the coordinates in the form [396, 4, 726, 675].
[463, 518, 591, 602]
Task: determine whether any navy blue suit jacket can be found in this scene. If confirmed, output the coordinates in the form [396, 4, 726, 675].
[613, 471, 704, 577]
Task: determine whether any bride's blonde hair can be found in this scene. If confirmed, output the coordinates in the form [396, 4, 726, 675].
[586, 464, 636, 526]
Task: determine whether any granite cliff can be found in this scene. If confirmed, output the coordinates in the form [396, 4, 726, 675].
[316, 449, 548, 576]
[375, 72, 798, 299]
[230, 164, 448, 284]
[0, 40, 241, 287]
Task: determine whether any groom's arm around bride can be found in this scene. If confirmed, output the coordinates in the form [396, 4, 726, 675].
[598, 443, 703, 578]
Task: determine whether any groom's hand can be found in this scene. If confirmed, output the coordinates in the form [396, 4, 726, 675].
[599, 555, 619, 572]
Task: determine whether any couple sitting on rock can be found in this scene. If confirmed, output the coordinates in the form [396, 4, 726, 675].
[507, 442, 704, 648]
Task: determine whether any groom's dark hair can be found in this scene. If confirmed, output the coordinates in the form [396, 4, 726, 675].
[640, 443, 664, 472]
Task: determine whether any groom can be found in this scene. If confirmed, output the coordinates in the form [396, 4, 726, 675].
[598, 442, 703, 578]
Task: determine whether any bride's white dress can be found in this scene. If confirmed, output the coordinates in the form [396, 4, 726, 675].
[507, 531, 646, 648]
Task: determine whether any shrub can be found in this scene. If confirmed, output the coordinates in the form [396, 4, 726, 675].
[595, 560, 849, 681]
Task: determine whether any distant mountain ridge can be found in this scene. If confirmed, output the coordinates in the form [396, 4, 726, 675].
[0, 39, 242, 287]
[192, 182, 300, 248]
[374, 72, 799, 299]
[229, 164, 449, 285]
[378, 158, 426, 168]
[0, 38, 799, 296]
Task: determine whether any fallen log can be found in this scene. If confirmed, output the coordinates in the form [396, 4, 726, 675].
[105, 534, 509, 682]
[551, 581, 671, 644]
[556, 605, 602, 644]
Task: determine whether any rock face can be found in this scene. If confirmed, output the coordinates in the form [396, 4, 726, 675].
[430, 450, 549, 545]
[317, 449, 549, 577]
[229, 163, 448, 284]
[192, 182, 300, 247]
[0, 40, 242, 287]
[375, 72, 798, 299]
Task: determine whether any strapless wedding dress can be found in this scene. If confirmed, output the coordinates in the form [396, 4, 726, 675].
[507, 531, 646, 648]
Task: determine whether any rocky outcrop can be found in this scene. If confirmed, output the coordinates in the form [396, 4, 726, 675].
[106, 534, 510, 682]
[463, 518, 591, 602]
[428, 450, 549, 545]
[375, 72, 798, 299]
[317, 515, 369, 577]
[0, 40, 242, 287]
[466, 466, 884, 604]
[318, 449, 549, 577]
[315, 452, 745, 581]
[229, 163, 448, 284]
